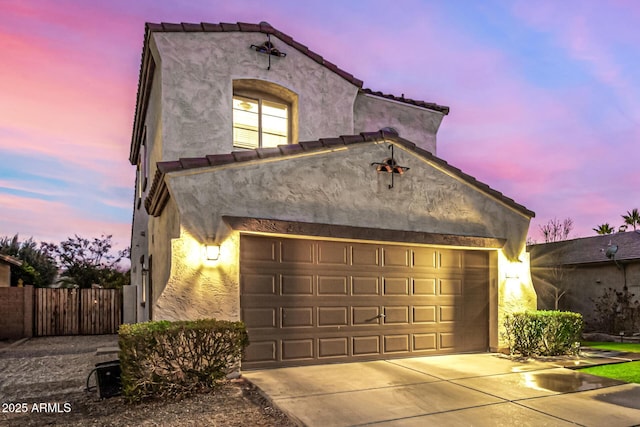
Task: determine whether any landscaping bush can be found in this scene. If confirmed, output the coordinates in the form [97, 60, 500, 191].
[503, 311, 583, 357]
[119, 318, 249, 402]
[589, 287, 640, 334]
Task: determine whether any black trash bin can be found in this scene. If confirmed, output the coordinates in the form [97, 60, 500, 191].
[95, 360, 121, 398]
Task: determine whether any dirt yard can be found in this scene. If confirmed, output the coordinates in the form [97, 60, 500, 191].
[0, 335, 295, 426]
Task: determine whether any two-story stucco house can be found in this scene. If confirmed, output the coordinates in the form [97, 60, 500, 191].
[127, 21, 537, 369]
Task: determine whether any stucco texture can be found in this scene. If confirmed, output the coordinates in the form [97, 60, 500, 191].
[152, 32, 359, 159]
[169, 142, 530, 255]
[154, 141, 536, 336]
[354, 94, 443, 154]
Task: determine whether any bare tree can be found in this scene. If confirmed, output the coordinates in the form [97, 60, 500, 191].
[533, 218, 574, 310]
[532, 242, 575, 310]
[539, 217, 573, 243]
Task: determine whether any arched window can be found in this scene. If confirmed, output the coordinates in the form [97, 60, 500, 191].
[232, 80, 298, 149]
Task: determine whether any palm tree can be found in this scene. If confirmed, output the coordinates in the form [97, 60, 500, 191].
[593, 223, 615, 235]
[622, 208, 640, 231]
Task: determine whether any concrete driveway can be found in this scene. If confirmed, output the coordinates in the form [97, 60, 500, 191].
[243, 353, 640, 426]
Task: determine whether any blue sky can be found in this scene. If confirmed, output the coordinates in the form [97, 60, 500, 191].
[1, 0, 638, 255]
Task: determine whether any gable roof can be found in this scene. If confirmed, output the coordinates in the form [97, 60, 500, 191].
[129, 21, 450, 164]
[0, 253, 22, 267]
[145, 130, 535, 219]
[528, 231, 640, 265]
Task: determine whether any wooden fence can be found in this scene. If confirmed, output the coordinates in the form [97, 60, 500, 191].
[35, 288, 122, 336]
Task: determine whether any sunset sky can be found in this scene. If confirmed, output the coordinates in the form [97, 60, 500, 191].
[1, 0, 639, 256]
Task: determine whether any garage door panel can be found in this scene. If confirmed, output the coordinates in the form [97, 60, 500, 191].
[440, 279, 463, 295]
[383, 247, 410, 267]
[318, 276, 348, 295]
[244, 341, 277, 362]
[465, 251, 489, 268]
[439, 305, 460, 322]
[281, 239, 314, 263]
[241, 235, 489, 368]
[282, 307, 314, 327]
[353, 336, 380, 355]
[413, 306, 437, 323]
[439, 250, 463, 270]
[383, 306, 409, 324]
[413, 248, 437, 268]
[318, 307, 348, 326]
[352, 245, 380, 266]
[383, 277, 409, 295]
[243, 308, 277, 328]
[353, 306, 381, 325]
[384, 334, 410, 353]
[352, 277, 380, 295]
[413, 278, 436, 295]
[281, 275, 313, 295]
[282, 339, 314, 360]
[440, 333, 456, 349]
[318, 241, 349, 265]
[241, 236, 278, 262]
[319, 338, 349, 358]
[413, 333, 437, 351]
[241, 274, 277, 295]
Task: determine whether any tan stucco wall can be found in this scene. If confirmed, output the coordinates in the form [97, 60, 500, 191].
[354, 93, 443, 154]
[155, 229, 240, 322]
[151, 32, 359, 158]
[153, 141, 536, 335]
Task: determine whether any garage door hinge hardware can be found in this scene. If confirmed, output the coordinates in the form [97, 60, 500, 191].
[371, 145, 410, 189]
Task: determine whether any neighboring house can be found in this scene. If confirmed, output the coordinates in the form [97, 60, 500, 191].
[0, 254, 22, 287]
[529, 231, 640, 325]
[128, 21, 537, 369]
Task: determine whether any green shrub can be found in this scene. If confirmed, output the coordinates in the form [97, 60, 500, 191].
[119, 318, 249, 402]
[503, 311, 583, 357]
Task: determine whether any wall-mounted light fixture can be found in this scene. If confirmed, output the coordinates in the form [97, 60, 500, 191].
[205, 244, 221, 261]
[504, 259, 523, 280]
[371, 145, 410, 189]
[250, 32, 286, 70]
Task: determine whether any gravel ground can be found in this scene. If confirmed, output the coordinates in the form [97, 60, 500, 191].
[0, 335, 295, 426]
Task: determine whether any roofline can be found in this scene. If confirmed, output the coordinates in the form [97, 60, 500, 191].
[360, 89, 449, 115]
[0, 253, 23, 267]
[145, 130, 535, 219]
[129, 21, 450, 163]
[528, 230, 640, 248]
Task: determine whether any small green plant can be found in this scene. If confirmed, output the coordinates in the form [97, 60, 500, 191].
[119, 318, 249, 402]
[503, 311, 583, 357]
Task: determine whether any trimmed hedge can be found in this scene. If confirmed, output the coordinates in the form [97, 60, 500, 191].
[503, 311, 583, 357]
[119, 319, 249, 402]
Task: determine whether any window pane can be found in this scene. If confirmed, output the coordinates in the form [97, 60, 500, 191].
[262, 132, 287, 148]
[262, 114, 287, 137]
[233, 96, 259, 148]
[234, 127, 259, 149]
[233, 96, 259, 113]
[262, 100, 288, 119]
[261, 100, 288, 146]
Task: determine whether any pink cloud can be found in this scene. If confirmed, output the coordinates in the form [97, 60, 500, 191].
[0, 193, 131, 252]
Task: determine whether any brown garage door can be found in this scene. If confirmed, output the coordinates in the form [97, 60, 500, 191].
[240, 234, 489, 369]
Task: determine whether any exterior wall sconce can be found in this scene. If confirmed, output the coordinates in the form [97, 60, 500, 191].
[250, 32, 286, 70]
[371, 145, 410, 189]
[205, 245, 221, 261]
[504, 260, 522, 280]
